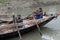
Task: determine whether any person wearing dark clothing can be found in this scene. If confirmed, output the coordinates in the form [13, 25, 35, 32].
[39, 8, 43, 18]
[13, 15, 23, 28]
[34, 10, 42, 19]
[16, 15, 23, 23]
[16, 15, 23, 28]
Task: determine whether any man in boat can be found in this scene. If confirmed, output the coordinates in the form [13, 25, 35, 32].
[7, 14, 23, 24]
[32, 8, 43, 20]
[16, 15, 24, 28]
[33, 10, 42, 19]
[44, 12, 48, 16]
[39, 8, 43, 18]
[13, 15, 23, 28]
[31, 8, 43, 23]
[16, 15, 23, 23]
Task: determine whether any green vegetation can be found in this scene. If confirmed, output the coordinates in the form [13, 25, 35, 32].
[0, 0, 9, 4]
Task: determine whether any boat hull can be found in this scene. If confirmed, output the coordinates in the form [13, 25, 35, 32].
[0, 16, 55, 40]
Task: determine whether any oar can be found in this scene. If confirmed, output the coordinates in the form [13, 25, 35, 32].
[34, 18, 42, 36]
[12, 13, 22, 40]
[27, 13, 42, 35]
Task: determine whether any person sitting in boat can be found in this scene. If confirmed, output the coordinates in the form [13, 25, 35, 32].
[16, 15, 24, 28]
[33, 10, 42, 19]
[39, 8, 43, 18]
[8, 14, 23, 23]
[29, 11, 41, 24]
[44, 12, 47, 16]
[16, 15, 23, 23]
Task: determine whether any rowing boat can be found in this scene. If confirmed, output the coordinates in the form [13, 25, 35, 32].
[0, 15, 55, 39]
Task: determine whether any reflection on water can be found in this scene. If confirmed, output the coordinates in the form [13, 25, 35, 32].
[5, 5, 60, 40]
[42, 34, 54, 40]
[45, 15, 60, 30]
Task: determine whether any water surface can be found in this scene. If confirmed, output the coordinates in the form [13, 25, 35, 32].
[6, 5, 60, 40]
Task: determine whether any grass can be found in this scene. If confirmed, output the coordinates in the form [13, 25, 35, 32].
[0, 0, 9, 4]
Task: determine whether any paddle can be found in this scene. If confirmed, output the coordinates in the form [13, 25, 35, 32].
[34, 18, 42, 36]
[12, 13, 22, 40]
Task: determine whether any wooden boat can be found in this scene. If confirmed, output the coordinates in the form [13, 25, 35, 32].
[0, 15, 55, 39]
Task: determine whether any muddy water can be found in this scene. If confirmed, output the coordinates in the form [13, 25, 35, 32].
[7, 5, 60, 40]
